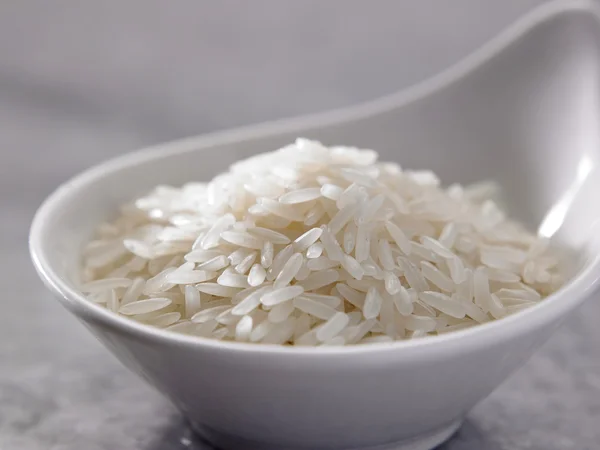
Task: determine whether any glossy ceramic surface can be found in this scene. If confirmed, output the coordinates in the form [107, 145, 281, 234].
[29, 1, 600, 448]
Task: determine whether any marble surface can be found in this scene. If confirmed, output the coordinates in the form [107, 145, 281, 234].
[1, 1, 600, 449]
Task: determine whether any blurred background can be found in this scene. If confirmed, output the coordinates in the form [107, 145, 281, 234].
[3, 1, 600, 449]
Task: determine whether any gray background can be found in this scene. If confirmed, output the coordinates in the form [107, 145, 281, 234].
[2, 1, 600, 449]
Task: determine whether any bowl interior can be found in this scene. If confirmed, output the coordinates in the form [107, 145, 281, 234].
[33, 2, 600, 309]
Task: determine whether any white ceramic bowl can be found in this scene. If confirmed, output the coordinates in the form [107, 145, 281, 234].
[29, 2, 600, 449]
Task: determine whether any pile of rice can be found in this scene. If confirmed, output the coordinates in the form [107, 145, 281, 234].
[81, 139, 564, 346]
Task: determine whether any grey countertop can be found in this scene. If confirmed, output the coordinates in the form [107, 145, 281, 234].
[2, 1, 599, 449]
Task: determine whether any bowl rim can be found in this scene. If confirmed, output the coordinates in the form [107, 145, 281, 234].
[29, 0, 600, 356]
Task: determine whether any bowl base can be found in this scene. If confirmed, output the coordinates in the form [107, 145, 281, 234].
[191, 419, 462, 450]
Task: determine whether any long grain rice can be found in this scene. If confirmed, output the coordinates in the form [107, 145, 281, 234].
[81, 139, 565, 345]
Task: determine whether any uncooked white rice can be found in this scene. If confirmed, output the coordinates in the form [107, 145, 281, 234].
[81, 138, 565, 346]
